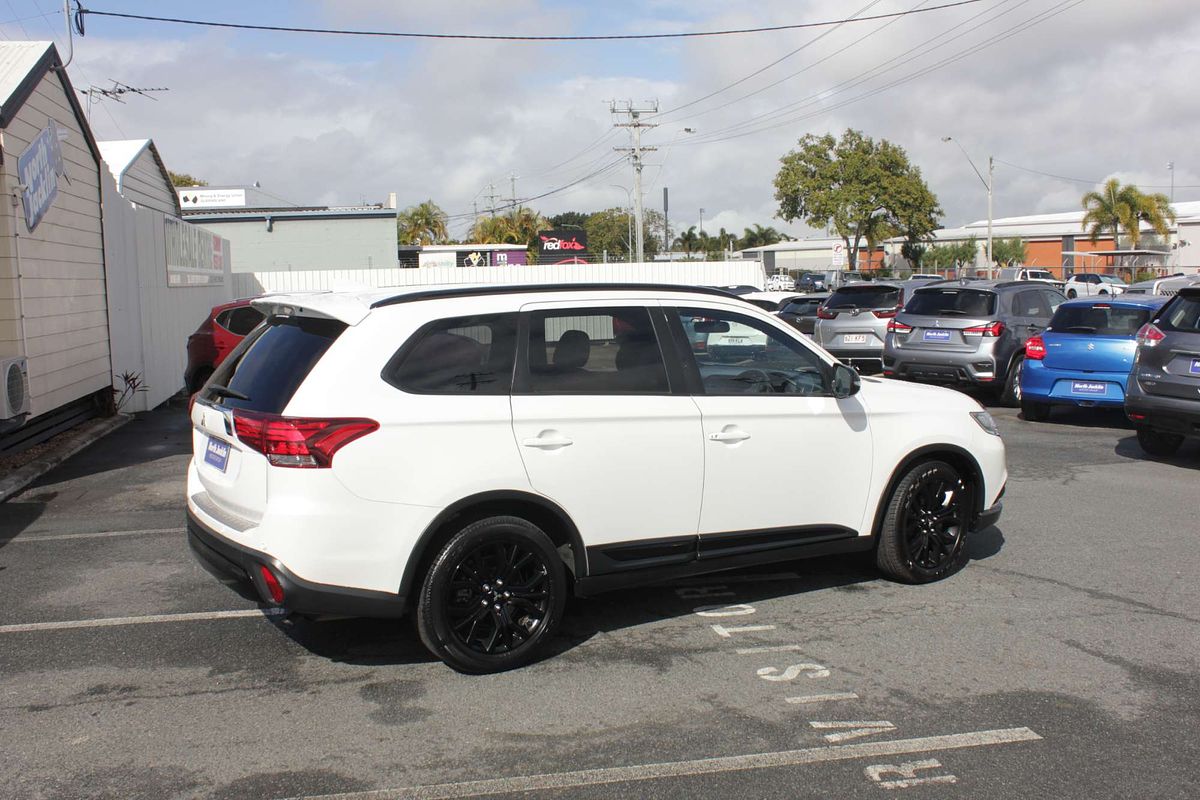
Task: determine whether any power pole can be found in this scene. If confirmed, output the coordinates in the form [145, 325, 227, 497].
[508, 173, 519, 208]
[611, 100, 658, 263]
[987, 156, 994, 280]
[484, 183, 500, 217]
[663, 187, 669, 261]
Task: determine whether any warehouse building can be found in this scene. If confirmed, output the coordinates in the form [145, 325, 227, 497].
[180, 185, 398, 273]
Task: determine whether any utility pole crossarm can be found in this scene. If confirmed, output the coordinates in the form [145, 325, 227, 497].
[610, 99, 659, 263]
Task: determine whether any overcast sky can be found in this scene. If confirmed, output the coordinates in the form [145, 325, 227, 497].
[3, 0, 1196, 240]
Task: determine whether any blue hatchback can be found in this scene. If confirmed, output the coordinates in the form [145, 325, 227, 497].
[1019, 295, 1169, 421]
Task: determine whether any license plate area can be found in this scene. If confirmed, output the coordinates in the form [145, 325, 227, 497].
[923, 329, 952, 342]
[1071, 381, 1106, 395]
[204, 437, 230, 472]
[1190, 358, 1200, 376]
[842, 334, 868, 344]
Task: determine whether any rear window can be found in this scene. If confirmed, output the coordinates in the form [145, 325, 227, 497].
[745, 298, 779, 311]
[826, 286, 901, 309]
[1158, 295, 1200, 333]
[781, 298, 823, 315]
[1049, 304, 1156, 336]
[906, 288, 996, 317]
[202, 316, 345, 412]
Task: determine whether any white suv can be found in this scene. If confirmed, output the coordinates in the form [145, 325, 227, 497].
[187, 284, 1006, 673]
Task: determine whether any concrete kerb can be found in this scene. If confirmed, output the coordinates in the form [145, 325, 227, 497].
[0, 415, 131, 503]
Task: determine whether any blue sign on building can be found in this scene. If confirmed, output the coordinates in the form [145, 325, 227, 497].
[17, 120, 65, 232]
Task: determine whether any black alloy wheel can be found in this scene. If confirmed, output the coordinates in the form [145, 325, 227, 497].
[877, 461, 973, 583]
[417, 516, 566, 673]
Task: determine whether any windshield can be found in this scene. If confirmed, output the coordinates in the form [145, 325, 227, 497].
[1027, 270, 1053, 280]
[906, 288, 997, 317]
[1098, 275, 1126, 285]
[1048, 304, 1155, 336]
[826, 285, 901, 309]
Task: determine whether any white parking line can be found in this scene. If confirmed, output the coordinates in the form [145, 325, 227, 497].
[786, 692, 861, 704]
[0, 608, 286, 634]
[6, 527, 185, 542]
[286, 727, 1042, 800]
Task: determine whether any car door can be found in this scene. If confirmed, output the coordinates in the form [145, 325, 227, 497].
[1011, 289, 1053, 346]
[666, 304, 873, 555]
[510, 301, 704, 573]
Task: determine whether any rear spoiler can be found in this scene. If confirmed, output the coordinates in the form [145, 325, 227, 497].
[250, 292, 372, 326]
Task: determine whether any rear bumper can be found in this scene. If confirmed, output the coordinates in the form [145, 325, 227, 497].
[187, 509, 406, 618]
[1022, 363, 1127, 407]
[1124, 388, 1200, 438]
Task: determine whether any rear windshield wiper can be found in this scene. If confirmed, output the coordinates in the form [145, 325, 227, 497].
[207, 384, 251, 401]
[1063, 326, 1097, 333]
[938, 310, 969, 316]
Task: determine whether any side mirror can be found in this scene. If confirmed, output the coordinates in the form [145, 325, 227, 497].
[831, 363, 861, 399]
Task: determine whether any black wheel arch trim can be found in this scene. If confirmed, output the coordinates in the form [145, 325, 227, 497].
[400, 490, 588, 599]
[870, 443, 989, 539]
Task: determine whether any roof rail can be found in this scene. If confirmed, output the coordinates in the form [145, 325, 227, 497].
[368, 283, 744, 309]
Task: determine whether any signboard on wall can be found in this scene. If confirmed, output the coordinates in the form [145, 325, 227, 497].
[165, 217, 226, 286]
[537, 229, 589, 264]
[17, 120, 66, 232]
[177, 189, 246, 208]
[418, 251, 457, 269]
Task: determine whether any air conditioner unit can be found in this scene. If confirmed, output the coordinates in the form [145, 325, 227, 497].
[0, 356, 30, 420]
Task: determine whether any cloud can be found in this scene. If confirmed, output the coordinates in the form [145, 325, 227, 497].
[24, 0, 1198, 246]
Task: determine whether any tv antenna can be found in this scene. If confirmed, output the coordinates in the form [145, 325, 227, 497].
[79, 80, 169, 120]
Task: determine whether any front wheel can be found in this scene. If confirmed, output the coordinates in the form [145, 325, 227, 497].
[1066, 289, 1078, 299]
[416, 516, 567, 673]
[876, 461, 973, 584]
[1136, 427, 1184, 458]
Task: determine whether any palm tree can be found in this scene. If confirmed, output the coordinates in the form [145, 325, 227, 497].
[397, 200, 449, 245]
[674, 226, 700, 258]
[739, 223, 787, 249]
[1128, 190, 1175, 248]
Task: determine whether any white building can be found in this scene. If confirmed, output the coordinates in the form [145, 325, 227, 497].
[98, 139, 182, 217]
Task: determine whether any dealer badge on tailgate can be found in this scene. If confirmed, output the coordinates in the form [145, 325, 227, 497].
[204, 437, 230, 472]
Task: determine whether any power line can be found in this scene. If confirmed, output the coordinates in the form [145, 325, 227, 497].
[445, 157, 627, 221]
[75, 1, 987, 42]
[994, 158, 1200, 190]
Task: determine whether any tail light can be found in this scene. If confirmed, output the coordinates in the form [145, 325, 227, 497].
[873, 307, 899, 319]
[963, 321, 1006, 337]
[887, 320, 913, 333]
[1026, 335, 1046, 360]
[1136, 323, 1165, 347]
[816, 307, 837, 320]
[233, 410, 378, 468]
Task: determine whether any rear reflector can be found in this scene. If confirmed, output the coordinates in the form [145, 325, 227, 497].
[259, 564, 285, 604]
[233, 410, 378, 468]
[1128, 412, 1147, 421]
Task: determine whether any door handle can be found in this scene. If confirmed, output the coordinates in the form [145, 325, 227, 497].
[521, 435, 574, 449]
[709, 429, 751, 443]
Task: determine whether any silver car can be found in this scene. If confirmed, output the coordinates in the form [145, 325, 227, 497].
[813, 280, 933, 373]
[883, 280, 1066, 405]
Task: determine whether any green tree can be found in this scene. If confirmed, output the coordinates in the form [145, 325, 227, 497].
[584, 207, 633, 260]
[738, 223, 789, 249]
[990, 237, 1027, 266]
[900, 240, 927, 269]
[774, 129, 941, 270]
[549, 211, 589, 229]
[169, 171, 207, 187]
[674, 226, 701, 258]
[396, 199, 449, 245]
[1081, 179, 1174, 250]
[922, 236, 978, 270]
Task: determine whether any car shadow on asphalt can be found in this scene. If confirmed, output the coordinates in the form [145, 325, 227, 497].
[1113, 435, 1200, 469]
[271, 532, 1006, 670]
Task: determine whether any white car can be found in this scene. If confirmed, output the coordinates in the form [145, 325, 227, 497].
[187, 284, 1006, 672]
[1064, 273, 1126, 298]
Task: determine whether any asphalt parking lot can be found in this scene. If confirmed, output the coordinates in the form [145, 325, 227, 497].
[1, 399, 1198, 800]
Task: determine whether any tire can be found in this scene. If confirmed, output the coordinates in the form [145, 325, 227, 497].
[416, 516, 567, 673]
[1021, 399, 1052, 422]
[1136, 427, 1184, 458]
[1067, 289, 1077, 299]
[876, 460, 973, 584]
[998, 355, 1024, 407]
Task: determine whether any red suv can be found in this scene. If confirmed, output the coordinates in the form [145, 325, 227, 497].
[185, 298, 265, 392]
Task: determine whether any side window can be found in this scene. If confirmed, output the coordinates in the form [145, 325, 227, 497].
[1040, 289, 1066, 313]
[673, 307, 827, 396]
[223, 306, 266, 336]
[1013, 290, 1051, 319]
[524, 306, 669, 395]
[386, 313, 518, 394]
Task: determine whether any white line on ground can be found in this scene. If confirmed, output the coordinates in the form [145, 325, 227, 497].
[6, 527, 185, 542]
[735, 644, 806, 654]
[786, 692, 861, 704]
[0, 608, 286, 634]
[287, 727, 1042, 800]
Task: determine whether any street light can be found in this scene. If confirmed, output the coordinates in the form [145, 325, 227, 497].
[943, 136, 993, 278]
[611, 184, 634, 263]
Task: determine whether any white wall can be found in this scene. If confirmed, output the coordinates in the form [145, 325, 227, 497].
[194, 214, 398, 273]
[0, 67, 108, 418]
[231, 261, 767, 297]
[103, 171, 232, 412]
